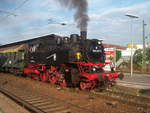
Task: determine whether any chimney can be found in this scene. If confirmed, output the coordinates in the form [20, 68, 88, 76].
[80, 31, 87, 40]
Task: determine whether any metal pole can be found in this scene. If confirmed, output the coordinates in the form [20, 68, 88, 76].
[142, 20, 146, 71]
[125, 14, 139, 77]
[130, 19, 133, 76]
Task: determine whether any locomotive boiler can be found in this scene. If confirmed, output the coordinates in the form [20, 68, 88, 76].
[0, 32, 123, 90]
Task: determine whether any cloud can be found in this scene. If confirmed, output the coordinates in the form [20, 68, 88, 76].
[88, 1, 150, 45]
[0, 0, 150, 45]
[90, 1, 150, 19]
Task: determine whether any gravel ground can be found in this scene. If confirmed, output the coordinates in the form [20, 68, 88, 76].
[0, 93, 30, 113]
[0, 73, 150, 113]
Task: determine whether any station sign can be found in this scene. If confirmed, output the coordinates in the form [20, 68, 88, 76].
[103, 48, 115, 71]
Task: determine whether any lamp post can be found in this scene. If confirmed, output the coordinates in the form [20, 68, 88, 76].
[125, 14, 139, 76]
[48, 19, 67, 26]
[142, 20, 146, 71]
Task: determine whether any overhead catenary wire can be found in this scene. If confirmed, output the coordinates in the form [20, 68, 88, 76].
[0, 10, 17, 16]
[13, 0, 30, 11]
[0, 0, 30, 20]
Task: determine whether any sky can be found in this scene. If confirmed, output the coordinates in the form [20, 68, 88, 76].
[0, 0, 150, 46]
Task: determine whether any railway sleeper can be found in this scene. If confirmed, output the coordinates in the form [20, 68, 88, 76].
[38, 103, 61, 109]
[24, 97, 44, 102]
[18, 95, 40, 99]
[43, 106, 69, 113]
[53, 109, 71, 113]
[28, 99, 53, 104]
[0, 88, 44, 113]
[34, 102, 54, 107]
[2, 87, 35, 96]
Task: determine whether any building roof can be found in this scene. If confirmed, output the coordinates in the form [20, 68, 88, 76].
[103, 43, 126, 50]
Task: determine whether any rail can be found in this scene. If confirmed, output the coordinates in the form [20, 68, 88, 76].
[0, 85, 96, 113]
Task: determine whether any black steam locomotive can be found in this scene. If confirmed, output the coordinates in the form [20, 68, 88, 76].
[0, 32, 123, 90]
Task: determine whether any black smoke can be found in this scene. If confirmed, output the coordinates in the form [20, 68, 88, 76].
[56, 0, 89, 31]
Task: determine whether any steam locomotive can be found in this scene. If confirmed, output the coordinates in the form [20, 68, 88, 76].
[0, 32, 123, 90]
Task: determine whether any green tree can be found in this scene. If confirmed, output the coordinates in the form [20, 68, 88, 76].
[133, 49, 143, 68]
[145, 48, 150, 65]
[116, 50, 121, 62]
[133, 47, 150, 69]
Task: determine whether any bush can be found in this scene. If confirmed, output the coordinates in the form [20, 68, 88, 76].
[116, 50, 121, 62]
[133, 47, 150, 71]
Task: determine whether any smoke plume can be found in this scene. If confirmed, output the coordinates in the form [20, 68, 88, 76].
[56, 0, 89, 31]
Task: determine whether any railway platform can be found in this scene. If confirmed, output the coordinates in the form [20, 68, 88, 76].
[117, 73, 150, 96]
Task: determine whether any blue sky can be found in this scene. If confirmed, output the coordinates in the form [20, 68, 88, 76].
[0, 0, 150, 46]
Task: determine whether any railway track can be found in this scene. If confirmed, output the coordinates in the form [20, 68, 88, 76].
[117, 80, 150, 89]
[92, 89, 150, 108]
[0, 85, 96, 113]
[117, 71, 150, 75]
[0, 73, 150, 113]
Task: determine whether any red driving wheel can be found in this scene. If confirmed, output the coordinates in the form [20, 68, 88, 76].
[80, 82, 87, 90]
[40, 73, 48, 82]
[60, 80, 67, 87]
[49, 71, 60, 84]
[49, 75, 57, 84]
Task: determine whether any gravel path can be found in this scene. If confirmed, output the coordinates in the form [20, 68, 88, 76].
[0, 93, 30, 113]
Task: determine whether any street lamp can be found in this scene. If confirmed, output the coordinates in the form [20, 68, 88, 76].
[48, 19, 67, 26]
[142, 20, 146, 71]
[125, 14, 139, 76]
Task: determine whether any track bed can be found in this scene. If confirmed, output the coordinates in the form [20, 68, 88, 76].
[0, 73, 150, 113]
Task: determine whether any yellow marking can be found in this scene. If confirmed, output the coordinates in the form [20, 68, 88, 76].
[0, 44, 25, 53]
[76, 52, 81, 60]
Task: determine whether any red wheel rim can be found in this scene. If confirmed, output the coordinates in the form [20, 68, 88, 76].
[40, 74, 48, 82]
[49, 76, 57, 84]
[80, 82, 87, 90]
[60, 80, 67, 87]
